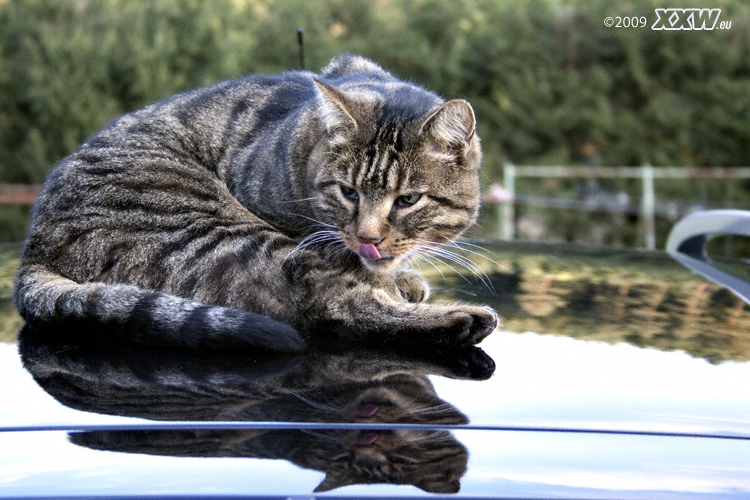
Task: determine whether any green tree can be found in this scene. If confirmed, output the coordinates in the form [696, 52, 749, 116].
[1, 0, 749, 185]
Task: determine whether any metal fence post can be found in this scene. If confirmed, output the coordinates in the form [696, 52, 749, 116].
[641, 164, 656, 250]
[501, 163, 516, 240]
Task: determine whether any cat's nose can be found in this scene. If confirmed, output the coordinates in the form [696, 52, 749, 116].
[356, 234, 383, 244]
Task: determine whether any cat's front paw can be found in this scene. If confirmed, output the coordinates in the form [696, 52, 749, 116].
[440, 306, 498, 345]
[394, 271, 430, 303]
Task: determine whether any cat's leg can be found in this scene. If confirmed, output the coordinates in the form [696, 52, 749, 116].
[304, 269, 498, 346]
[351, 298, 498, 347]
[393, 270, 430, 303]
[142, 221, 493, 346]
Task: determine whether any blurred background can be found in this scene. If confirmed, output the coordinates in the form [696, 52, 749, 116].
[0, 0, 748, 247]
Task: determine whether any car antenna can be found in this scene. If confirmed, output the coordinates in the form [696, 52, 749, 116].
[297, 28, 305, 70]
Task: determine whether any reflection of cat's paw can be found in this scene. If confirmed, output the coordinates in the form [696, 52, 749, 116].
[452, 346, 496, 380]
[394, 271, 430, 303]
[444, 306, 498, 345]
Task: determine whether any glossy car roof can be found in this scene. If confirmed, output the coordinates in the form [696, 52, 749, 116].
[1, 241, 749, 498]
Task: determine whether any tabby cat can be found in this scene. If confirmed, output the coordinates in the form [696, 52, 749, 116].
[13, 54, 497, 351]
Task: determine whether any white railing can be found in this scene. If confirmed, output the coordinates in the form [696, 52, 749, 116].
[490, 164, 750, 249]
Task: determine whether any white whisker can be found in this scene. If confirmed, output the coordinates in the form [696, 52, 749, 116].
[277, 197, 317, 204]
[329, 242, 353, 261]
[410, 252, 447, 282]
[278, 211, 337, 229]
[290, 391, 341, 413]
[417, 243, 495, 292]
[416, 248, 475, 286]
[281, 230, 343, 265]
[436, 239, 505, 271]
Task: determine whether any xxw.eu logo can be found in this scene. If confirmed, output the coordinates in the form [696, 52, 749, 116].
[651, 9, 728, 30]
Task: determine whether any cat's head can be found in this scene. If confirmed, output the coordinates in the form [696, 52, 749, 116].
[308, 80, 482, 273]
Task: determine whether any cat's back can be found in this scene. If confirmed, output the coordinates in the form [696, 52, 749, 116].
[68, 69, 319, 173]
[27, 70, 319, 222]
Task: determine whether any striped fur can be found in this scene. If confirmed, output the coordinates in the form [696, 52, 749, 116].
[14, 55, 497, 351]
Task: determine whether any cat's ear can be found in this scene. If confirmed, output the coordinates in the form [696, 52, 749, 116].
[314, 80, 358, 135]
[313, 472, 356, 492]
[420, 99, 476, 148]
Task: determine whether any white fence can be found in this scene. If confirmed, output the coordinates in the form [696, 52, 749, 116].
[493, 165, 750, 249]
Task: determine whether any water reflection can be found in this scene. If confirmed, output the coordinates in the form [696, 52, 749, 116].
[425, 241, 750, 363]
[18, 320, 495, 494]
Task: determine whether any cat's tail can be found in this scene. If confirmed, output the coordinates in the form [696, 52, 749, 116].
[13, 265, 305, 353]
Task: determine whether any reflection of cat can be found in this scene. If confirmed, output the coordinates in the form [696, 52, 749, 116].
[72, 427, 468, 494]
[19, 321, 494, 422]
[14, 54, 497, 352]
[20, 320, 494, 493]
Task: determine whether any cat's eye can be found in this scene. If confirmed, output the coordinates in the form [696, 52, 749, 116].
[340, 185, 359, 202]
[395, 193, 422, 208]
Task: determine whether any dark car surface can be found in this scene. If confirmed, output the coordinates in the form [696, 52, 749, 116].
[1, 241, 750, 499]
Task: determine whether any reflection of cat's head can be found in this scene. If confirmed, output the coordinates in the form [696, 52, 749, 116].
[308, 428, 467, 494]
[302, 380, 469, 493]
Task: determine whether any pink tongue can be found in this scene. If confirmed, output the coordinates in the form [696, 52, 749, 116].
[355, 404, 379, 417]
[356, 432, 380, 446]
[358, 243, 381, 260]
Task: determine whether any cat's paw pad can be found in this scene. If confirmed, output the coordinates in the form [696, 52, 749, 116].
[394, 271, 430, 303]
[452, 346, 496, 380]
[446, 306, 498, 345]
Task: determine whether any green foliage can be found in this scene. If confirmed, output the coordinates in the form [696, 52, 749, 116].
[0, 243, 21, 342]
[0, 0, 260, 183]
[0, 205, 31, 243]
[0, 0, 749, 186]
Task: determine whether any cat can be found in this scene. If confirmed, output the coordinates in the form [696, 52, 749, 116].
[13, 54, 498, 351]
[20, 320, 493, 493]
